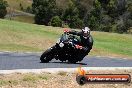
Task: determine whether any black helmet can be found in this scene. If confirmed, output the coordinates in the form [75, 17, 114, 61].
[82, 27, 90, 39]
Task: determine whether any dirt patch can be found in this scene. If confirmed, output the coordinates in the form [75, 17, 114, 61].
[0, 70, 132, 88]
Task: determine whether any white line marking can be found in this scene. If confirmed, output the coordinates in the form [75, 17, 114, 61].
[0, 67, 132, 74]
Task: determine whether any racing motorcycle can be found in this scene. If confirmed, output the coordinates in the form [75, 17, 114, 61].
[40, 30, 89, 63]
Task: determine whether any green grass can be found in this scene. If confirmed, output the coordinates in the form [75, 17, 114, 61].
[0, 19, 132, 58]
[0, 44, 40, 51]
[0, 79, 18, 87]
[91, 32, 132, 58]
[0, 80, 7, 87]
[0, 19, 62, 52]
[38, 75, 49, 80]
[22, 75, 38, 82]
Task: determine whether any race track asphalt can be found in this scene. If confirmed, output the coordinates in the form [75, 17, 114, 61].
[0, 52, 132, 70]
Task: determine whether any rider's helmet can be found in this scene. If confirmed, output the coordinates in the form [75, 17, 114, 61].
[82, 27, 90, 39]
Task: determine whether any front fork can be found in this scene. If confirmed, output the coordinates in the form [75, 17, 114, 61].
[50, 44, 61, 57]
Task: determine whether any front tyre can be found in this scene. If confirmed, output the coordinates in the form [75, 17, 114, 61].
[40, 49, 53, 63]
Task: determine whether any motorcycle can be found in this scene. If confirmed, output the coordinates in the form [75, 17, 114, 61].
[40, 30, 89, 63]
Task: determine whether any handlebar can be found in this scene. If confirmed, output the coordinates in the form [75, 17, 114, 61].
[60, 31, 83, 49]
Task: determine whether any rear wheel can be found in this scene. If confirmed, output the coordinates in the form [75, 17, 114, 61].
[40, 49, 53, 63]
[68, 54, 85, 63]
[68, 57, 78, 63]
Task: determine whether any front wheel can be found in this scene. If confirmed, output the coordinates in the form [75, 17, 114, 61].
[40, 49, 53, 63]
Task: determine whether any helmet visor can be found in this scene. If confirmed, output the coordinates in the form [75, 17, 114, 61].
[83, 31, 90, 37]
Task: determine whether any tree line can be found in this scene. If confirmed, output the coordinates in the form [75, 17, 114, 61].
[0, 0, 131, 33]
[0, 0, 8, 18]
[32, 0, 132, 33]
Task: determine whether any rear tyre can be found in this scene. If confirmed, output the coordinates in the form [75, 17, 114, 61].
[68, 58, 78, 63]
[68, 55, 83, 63]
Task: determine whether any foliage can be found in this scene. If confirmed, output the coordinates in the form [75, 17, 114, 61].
[90, 0, 132, 33]
[32, 0, 57, 25]
[49, 16, 62, 27]
[62, 0, 84, 28]
[25, 6, 33, 13]
[32, 0, 132, 33]
[87, 0, 102, 31]
[19, 3, 23, 11]
[0, 0, 8, 18]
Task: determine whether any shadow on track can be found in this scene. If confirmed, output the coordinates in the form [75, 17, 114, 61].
[40, 61, 87, 65]
[53, 62, 87, 65]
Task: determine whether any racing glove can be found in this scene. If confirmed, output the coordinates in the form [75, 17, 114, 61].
[64, 28, 70, 33]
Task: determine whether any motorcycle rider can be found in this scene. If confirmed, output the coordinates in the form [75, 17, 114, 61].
[66, 27, 93, 54]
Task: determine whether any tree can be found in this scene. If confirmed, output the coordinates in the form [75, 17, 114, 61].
[32, 0, 131, 33]
[49, 16, 62, 27]
[32, 0, 57, 25]
[89, 0, 131, 33]
[26, 6, 33, 13]
[88, 0, 102, 30]
[62, 0, 84, 28]
[20, 3, 24, 11]
[0, 0, 8, 18]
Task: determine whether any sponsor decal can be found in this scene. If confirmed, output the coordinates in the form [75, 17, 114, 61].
[76, 66, 131, 85]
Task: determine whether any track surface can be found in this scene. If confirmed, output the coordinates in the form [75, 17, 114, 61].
[0, 52, 132, 70]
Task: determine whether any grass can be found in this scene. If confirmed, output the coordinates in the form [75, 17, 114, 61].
[0, 71, 131, 88]
[22, 74, 39, 82]
[5, 0, 34, 24]
[0, 80, 7, 87]
[0, 79, 19, 87]
[0, 19, 62, 52]
[0, 43, 40, 52]
[57, 71, 67, 76]
[5, 0, 32, 10]
[38, 75, 49, 80]
[0, 19, 132, 58]
[0, 73, 50, 87]
[91, 32, 132, 58]
[6, 15, 34, 24]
